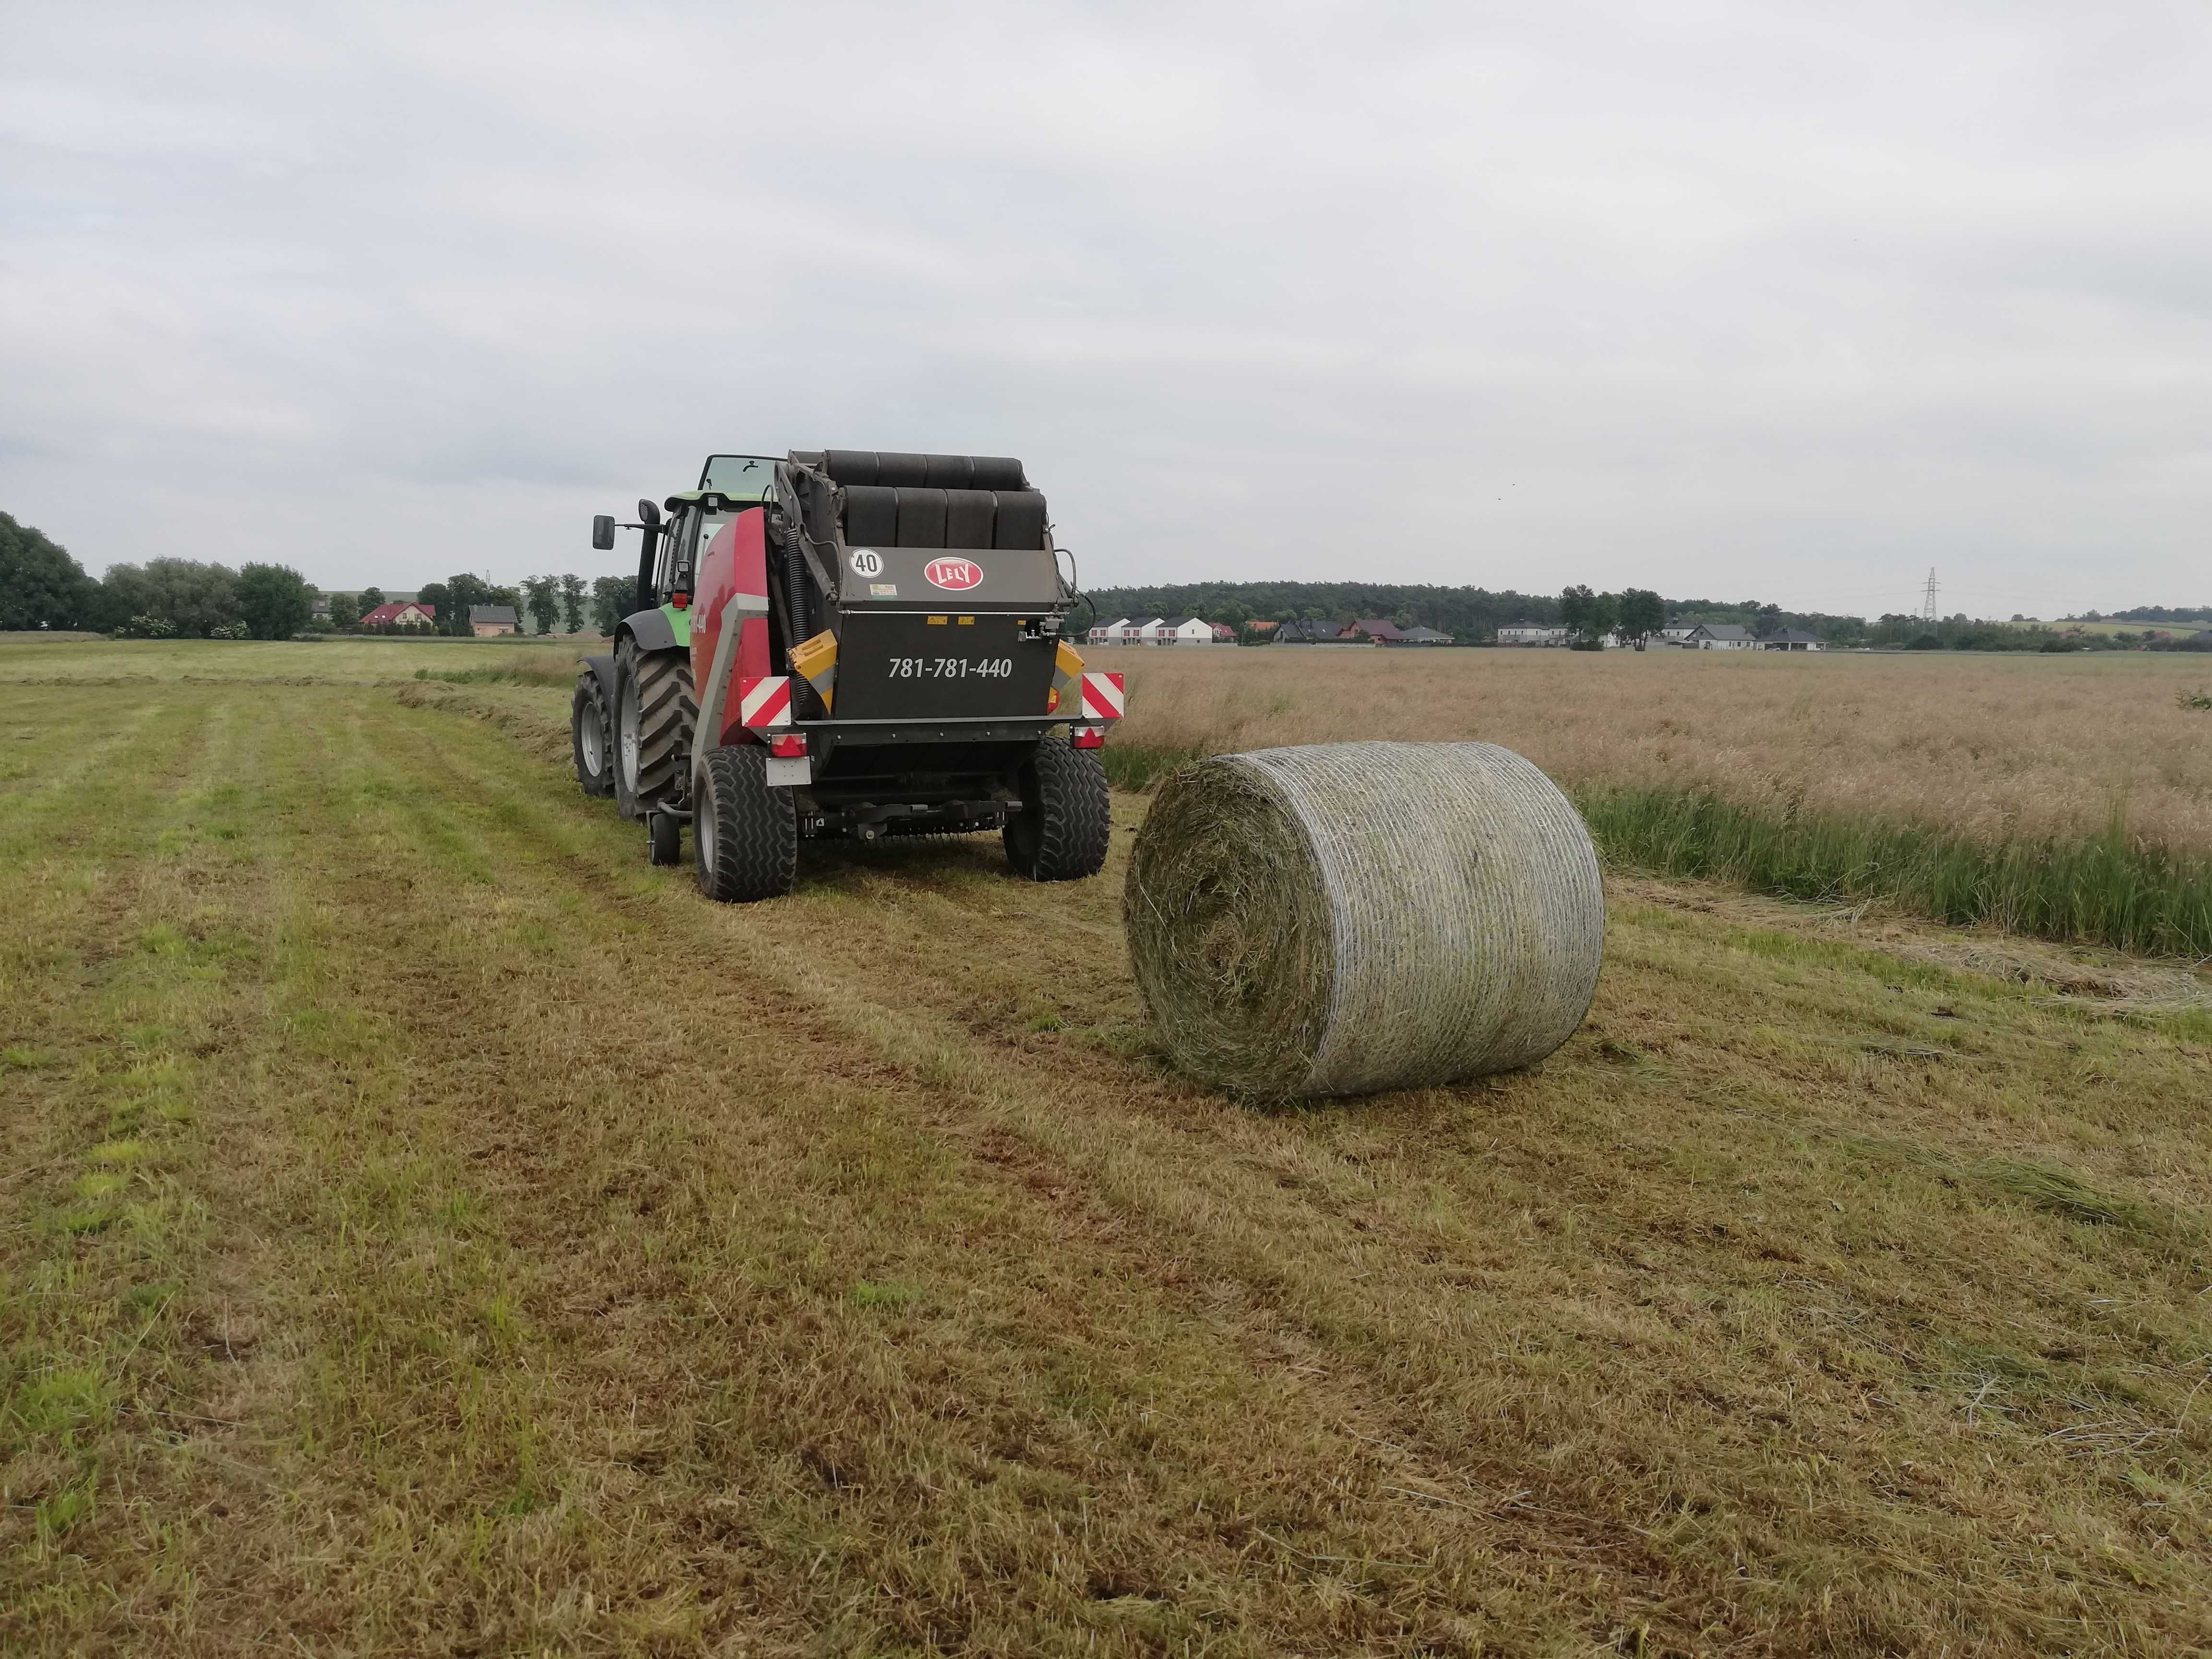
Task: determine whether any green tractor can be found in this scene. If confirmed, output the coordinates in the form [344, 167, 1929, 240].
[575, 451, 1125, 902]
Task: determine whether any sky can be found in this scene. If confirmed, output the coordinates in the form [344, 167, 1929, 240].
[3, 0, 2209, 618]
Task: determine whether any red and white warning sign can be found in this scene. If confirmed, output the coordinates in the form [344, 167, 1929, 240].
[737, 674, 792, 729]
[1078, 671, 1125, 721]
[923, 557, 984, 591]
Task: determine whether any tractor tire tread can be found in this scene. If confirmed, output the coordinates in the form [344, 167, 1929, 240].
[617, 640, 694, 819]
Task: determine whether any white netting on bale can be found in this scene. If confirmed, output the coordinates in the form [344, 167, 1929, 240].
[1124, 741, 1604, 1099]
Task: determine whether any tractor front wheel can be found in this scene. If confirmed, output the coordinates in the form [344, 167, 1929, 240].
[571, 673, 614, 797]
[1005, 735, 1110, 881]
[694, 745, 797, 903]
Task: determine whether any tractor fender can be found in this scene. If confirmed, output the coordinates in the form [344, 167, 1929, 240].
[617, 607, 685, 655]
[577, 652, 616, 695]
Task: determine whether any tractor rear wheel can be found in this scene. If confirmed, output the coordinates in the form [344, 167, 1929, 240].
[1005, 735, 1110, 881]
[614, 640, 695, 822]
[695, 745, 797, 902]
[571, 674, 613, 797]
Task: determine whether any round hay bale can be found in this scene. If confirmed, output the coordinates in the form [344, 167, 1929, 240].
[1124, 741, 1603, 1099]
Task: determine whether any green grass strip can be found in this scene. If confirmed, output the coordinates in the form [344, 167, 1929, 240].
[1577, 787, 2212, 958]
[1105, 743, 2212, 958]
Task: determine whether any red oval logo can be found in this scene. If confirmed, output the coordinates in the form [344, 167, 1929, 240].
[924, 557, 984, 591]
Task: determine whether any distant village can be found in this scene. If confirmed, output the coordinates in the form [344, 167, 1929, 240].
[1085, 615, 1827, 650]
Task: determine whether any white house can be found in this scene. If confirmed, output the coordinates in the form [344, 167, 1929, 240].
[1119, 617, 1161, 646]
[1686, 624, 1757, 649]
[1153, 616, 1217, 645]
[1496, 624, 1569, 647]
[1088, 616, 1129, 646]
[1759, 628, 1827, 651]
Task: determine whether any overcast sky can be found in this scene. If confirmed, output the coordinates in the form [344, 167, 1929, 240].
[4, 1, 2208, 616]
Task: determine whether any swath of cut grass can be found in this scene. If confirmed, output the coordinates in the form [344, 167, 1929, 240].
[411, 654, 582, 688]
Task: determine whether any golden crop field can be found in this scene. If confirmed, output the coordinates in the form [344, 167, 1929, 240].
[1092, 645, 2212, 852]
[4, 639, 2210, 1656]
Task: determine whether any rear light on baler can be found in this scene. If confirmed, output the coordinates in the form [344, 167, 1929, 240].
[769, 733, 807, 758]
[1070, 726, 1105, 749]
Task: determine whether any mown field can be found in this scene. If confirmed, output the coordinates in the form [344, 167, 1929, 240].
[4, 639, 2211, 1657]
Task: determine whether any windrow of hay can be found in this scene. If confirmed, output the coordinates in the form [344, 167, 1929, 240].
[1125, 742, 1604, 1098]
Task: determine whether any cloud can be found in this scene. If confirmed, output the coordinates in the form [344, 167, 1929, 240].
[2, 0, 2208, 617]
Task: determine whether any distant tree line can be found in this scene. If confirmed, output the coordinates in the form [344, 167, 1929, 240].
[1080, 581, 1871, 646]
[1, 508, 653, 642]
[328, 573, 636, 636]
[1078, 581, 1567, 642]
[2085, 605, 2212, 625]
[2, 512, 314, 639]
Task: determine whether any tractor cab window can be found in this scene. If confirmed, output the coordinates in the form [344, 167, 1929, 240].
[698, 455, 777, 500]
[658, 504, 738, 599]
[653, 507, 690, 598]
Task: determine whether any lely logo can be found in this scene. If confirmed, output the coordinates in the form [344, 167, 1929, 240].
[848, 548, 884, 577]
[924, 557, 984, 591]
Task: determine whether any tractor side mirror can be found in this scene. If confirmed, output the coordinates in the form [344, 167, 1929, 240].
[591, 514, 615, 552]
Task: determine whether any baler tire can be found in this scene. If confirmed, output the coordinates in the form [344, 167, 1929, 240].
[572, 675, 614, 798]
[1005, 736, 1110, 882]
[694, 745, 797, 903]
[615, 640, 695, 823]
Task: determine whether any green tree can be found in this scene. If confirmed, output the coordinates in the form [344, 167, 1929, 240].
[1617, 588, 1665, 645]
[522, 575, 559, 635]
[590, 576, 633, 636]
[1558, 584, 1597, 642]
[235, 563, 314, 640]
[100, 559, 241, 637]
[415, 582, 450, 633]
[327, 591, 362, 631]
[441, 573, 496, 635]
[0, 512, 96, 630]
[559, 574, 586, 634]
[357, 585, 386, 614]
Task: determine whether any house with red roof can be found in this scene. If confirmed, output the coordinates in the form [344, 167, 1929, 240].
[361, 601, 435, 631]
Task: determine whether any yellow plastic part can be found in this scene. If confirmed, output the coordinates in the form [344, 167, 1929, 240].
[789, 628, 839, 713]
[1048, 639, 1085, 715]
[1054, 640, 1084, 686]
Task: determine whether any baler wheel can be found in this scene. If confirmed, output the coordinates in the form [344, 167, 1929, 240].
[614, 640, 695, 822]
[694, 745, 797, 903]
[1005, 735, 1110, 882]
[571, 674, 614, 798]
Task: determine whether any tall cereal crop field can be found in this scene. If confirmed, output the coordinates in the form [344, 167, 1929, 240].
[1097, 646, 2212, 954]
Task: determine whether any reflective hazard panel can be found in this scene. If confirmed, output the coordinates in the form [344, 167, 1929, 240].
[738, 675, 793, 729]
[1078, 672, 1125, 720]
